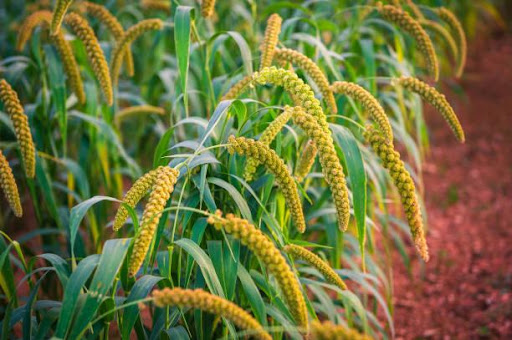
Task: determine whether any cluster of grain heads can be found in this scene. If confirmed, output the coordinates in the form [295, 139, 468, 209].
[114, 105, 165, 127]
[228, 136, 306, 233]
[222, 74, 254, 101]
[363, 126, 429, 261]
[201, 0, 216, 18]
[0, 80, 36, 178]
[111, 19, 164, 87]
[393, 76, 465, 142]
[294, 140, 317, 183]
[152, 288, 272, 340]
[17, 11, 86, 104]
[0, 151, 23, 217]
[112, 167, 161, 231]
[243, 108, 293, 182]
[419, 19, 459, 62]
[260, 14, 282, 70]
[207, 211, 308, 328]
[331, 81, 393, 142]
[274, 48, 338, 113]
[435, 7, 467, 78]
[64, 13, 113, 105]
[141, 0, 172, 14]
[78, 1, 135, 76]
[376, 2, 439, 81]
[284, 244, 347, 290]
[309, 320, 372, 340]
[128, 166, 179, 276]
[50, 0, 73, 34]
[290, 106, 351, 231]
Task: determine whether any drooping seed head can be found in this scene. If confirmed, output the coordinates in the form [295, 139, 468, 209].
[243, 108, 293, 182]
[207, 211, 308, 327]
[290, 106, 351, 231]
[17, 10, 53, 51]
[128, 166, 179, 276]
[435, 7, 467, 78]
[50, 0, 73, 35]
[64, 12, 113, 105]
[0, 79, 36, 178]
[363, 125, 429, 261]
[0, 150, 23, 217]
[376, 2, 439, 81]
[113, 167, 162, 231]
[141, 0, 172, 14]
[420, 19, 459, 62]
[294, 140, 317, 183]
[78, 1, 135, 76]
[110, 19, 164, 86]
[394, 76, 465, 143]
[260, 13, 282, 70]
[153, 288, 271, 340]
[274, 48, 338, 113]
[228, 136, 306, 233]
[331, 81, 393, 142]
[284, 244, 347, 290]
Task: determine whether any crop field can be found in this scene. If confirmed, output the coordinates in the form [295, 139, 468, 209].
[0, 0, 508, 339]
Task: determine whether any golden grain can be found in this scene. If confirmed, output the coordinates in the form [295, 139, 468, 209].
[435, 7, 467, 78]
[207, 211, 308, 327]
[310, 320, 372, 340]
[153, 288, 271, 340]
[0, 150, 23, 218]
[201, 0, 216, 18]
[420, 19, 458, 62]
[228, 136, 306, 233]
[260, 14, 282, 70]
[50, 0, 73, 35]
[115, 105, 165, 127]
[0, 79, 36, 178]
[294, 140, 317, 183]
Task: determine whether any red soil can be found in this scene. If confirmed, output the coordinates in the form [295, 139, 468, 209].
[393, 34, 512, 338]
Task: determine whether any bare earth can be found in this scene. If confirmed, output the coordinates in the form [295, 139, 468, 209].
[393, 34, 512, 339]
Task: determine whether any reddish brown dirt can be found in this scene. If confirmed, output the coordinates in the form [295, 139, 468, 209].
[393, 35, 512, 339]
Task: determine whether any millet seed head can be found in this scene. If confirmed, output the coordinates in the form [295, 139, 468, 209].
[260, 13, 282, 70]
[0, 150, 23, 218]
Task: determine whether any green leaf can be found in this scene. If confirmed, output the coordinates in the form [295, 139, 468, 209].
[237, 265, 266, 326]
[331, 124, 367, 269]
[207, 177, 252, 223]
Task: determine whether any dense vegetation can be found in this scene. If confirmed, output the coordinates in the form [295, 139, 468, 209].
[0, 0, 503, 339]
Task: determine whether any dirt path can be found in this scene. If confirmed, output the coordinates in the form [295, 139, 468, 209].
[393, 34, 512, 338]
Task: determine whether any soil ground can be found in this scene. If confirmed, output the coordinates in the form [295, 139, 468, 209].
[392, 34, 512, 339]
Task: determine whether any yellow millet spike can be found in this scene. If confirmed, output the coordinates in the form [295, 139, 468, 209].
[201, 0, 216, 18]
[243, 108, 293, 182]
[260, 14, 282, 70]
[16, 10, 53, 51]
[79, 1, 135, 77]
[331, 81, 393, 142]
[128, 166, 179, 276]
[111, 19, 164, 86]
[64, 13, 113, 106]
[50, 0, 73, 35]
[274, 48, 338, 113]
[141, 0, 172, 14]
[394, 76, 465, 143]
[376, 2, 439, 81]
[153, 288, 272, 340]
[363, 126, 429, 261]
[0, 151, 23, 217]
[290, 106, 350, 231]
[221, 74, 253, 101]
[51, 31, 87, 104]
[284, 244, 347, 290]
[115, 105, 165, 126]
[228, 136, 306, 234]
[419, 19, 458, 62]
[435, 7, 467, 78]
[207, 211, 308, 328]
[310, 320, 372, 340]
[0, 80, 36, 179]
[112, 167, 161, 231]
[294, 140, 317, 183]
